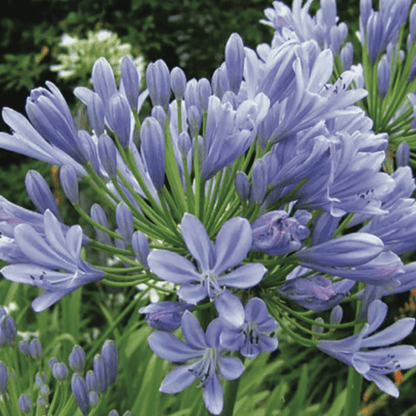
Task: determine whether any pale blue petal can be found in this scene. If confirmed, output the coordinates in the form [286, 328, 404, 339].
[160, 364, 197, 394]
[31, 291, 69, 312]
[181, 310, 207, 350]
[218, 263, 267, 289]
[366, 300, 388, 335]
[177, 284, 207, 304]
[203, 374, 223, 416]
[362, 318, 415, 348]
[148, 332, 203, 362]
[368, 374, 399, 398]
[66, 225, 83, 262]
[181, 214, 213, 272]
[219, 330, 243, 351]
[148, 250, 201, 284]
[205, 318, 224, 348]
[214, 291, 245, 327]
[218, 356, 245, 380]
[258, 334, 278, 352]
[213, 218, 252, 275]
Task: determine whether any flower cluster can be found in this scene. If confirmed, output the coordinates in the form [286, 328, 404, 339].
[1, 0, 416, 414]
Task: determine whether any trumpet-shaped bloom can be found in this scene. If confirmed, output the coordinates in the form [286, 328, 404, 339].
[318, 300, 416, 397]
[219, 298, 278, 358]
[1, 210, 104, 312]
[148, 311, 245, 415]
[148, 214, 267, 327]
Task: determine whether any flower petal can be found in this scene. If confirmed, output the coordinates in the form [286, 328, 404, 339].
[181, 214, 213, 272]
[181, 310, 207, 350]
[148, 250, 201, 284]
[214, 291, 245, 327]
[177, 284, 207, 304]
[32, 291, 68, 312]
[218, 356, 245, 380]
[368, 374, 399, 398]
[218, 263, 267, 289]
[203, 373, 223, 415]
[148, 332, 203, 362]
[160, 364, 197, 394]
[213, 217, 252, 275]
[366, 300, 388, 335]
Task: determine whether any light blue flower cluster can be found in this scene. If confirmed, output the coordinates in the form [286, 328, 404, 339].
[2, 0, 416, 414]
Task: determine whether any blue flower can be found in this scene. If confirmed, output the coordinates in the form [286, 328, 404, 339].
[1, 210, 104, 312]
[318, 300, 416, 398]
[220, 298, 278, 358]
[148, 214, 267, 327]
[148, 311, 245, 415]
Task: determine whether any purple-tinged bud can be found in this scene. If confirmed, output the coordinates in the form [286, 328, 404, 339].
[312, 317, 325, 334]
[235, 171, 250, 201]
[311, 212, 339, 246]
[107, 93, 132, 148]
[396, 141, 410, 167]
[140, 117, 165, 191]
[171, 67, 187, 99]
[0, 362, 9, 394]
[19, 340, 31, 356]
[151, 105, 166, 127]
[178, 131, 192, 157]
[101, 340, 118, 386]
[18, 394, 32, 414]
[212, 64, 230, 99]
[146, 59, 171, 108]
[296, 233, 384, 268]
[132, 231, 149, 268]
[89, 391, 98, 407]
[25, 170, 60, 218]
[249, 160, 267, 205]
[68, 345, 86, 373]
[93, 354, 109, 394]
[87, 93, 105, 136]
[115, 203, 134, 245]
[92, 58, 118, 104]
[225, 33, 245, 94]
[48, 357, 59, 370]
[52, 362, 69, 382]
[120, 55, 140, 112]
[377, 55, 390, 99]
[198, 78, 212, 112]
[76, 130, 101, 169]
[86, 370, 98, 392]
[330, 305, 343, 324]
[29, 338, 42, 360]
[91, 203, 112, 245]
[139, 301, 194, 332]
[71, 374, 89, 416]
[108, 411, 119, 416]
[40, 384, 50, 396]
[340, 42, 354, 70]
[0, 314, 16, 345]
[251, 211, 310, 256]
[35, 372, 46, 388]
[98, 133, 117, 179]
[184, 79, 200, 113]
[187, 105, 201, 137]
[60, 165, 79, 204]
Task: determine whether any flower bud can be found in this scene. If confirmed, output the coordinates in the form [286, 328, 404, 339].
[211, 64, 230, 99]
[140, 117, 165, 191]
[35, 372, 47, 387]
[198, 78, 212, 112]
[249, 160, 267, 205]
[71, 374, 90, 416]
[52, 362, 69, 382]
[251, 211, 310, 256]
[132, 231, 150, 268]
[107, 93, 132, 147]
[48, 357, 59, 370]
[98, 133, 117, 179]
[86, 370, 98, 392]
[170, 67, 187, 99]
[120, 55, 140, 112]
[92, 58, 117, 104]
[178, 131, 192, 157]
[340, 42, 353, 70]
[25, 170, 60, 218]
[330, 305, 343, 325]
[68, 345, 86, 373]
[225, 33, 245, 94]
[187, 105, 201, 137]
[312, 317, 325, 334]
[108, 411, 119, 416]
[101, 340, 118, 386]
[60, 165, 79, 204]
[235, 171, 250, 201]
[377, 55, 390, 99]
[116, 203, 134, 245]
[139, 301, 194, 332]
[0, 314, 16, 346]
[18, 394, 32, 414]
[93, 354, 109, 394]
[0, 362, 9, 394]
[87, 93, 105, 136]
[396, 141, 410, 167]
[89, 390, 99, 407]
[146, 59, 171, 108]
[151, 105, 166, 127]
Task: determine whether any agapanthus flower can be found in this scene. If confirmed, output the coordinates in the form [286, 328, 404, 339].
[318, 300, 416, 398]
[1, 210, 104, 312]
[148, 311, 245, 415]
[219, 297, 278, 358]
[148, 214, 267, 327]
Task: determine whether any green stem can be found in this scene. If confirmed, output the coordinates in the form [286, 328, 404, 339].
[222, 375, 241, 416]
